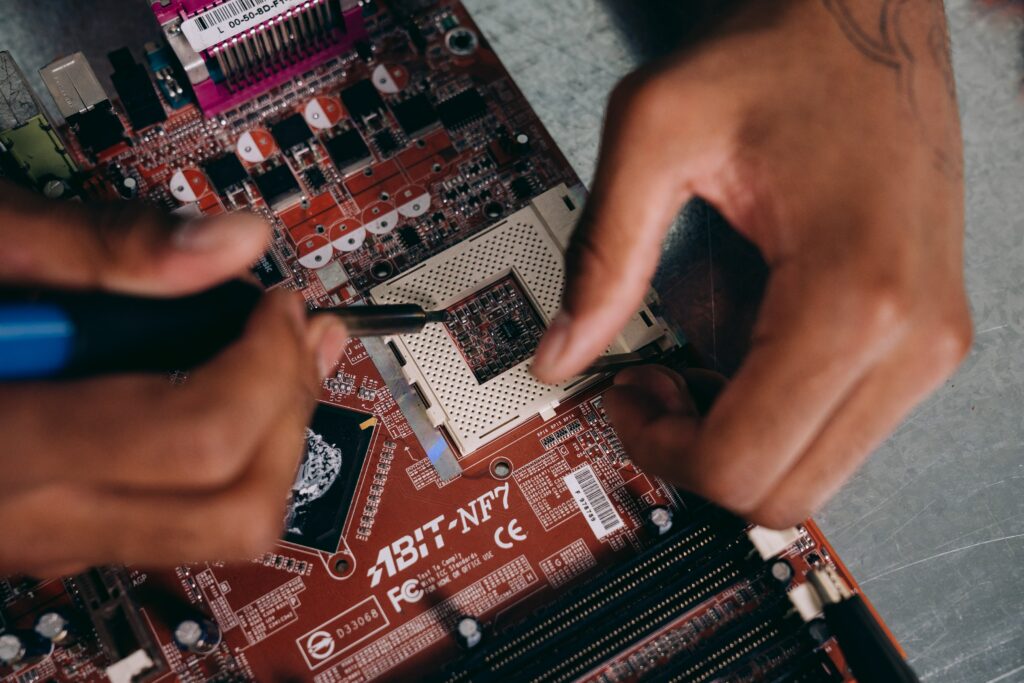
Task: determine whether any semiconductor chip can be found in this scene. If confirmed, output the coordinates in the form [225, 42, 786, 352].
[270, 113, 313, 150]
[437, 88, 488, 130]
[510, 176, 535, 200]
[202, 153, 248, 194]
[252, 251, 287, 287]
[373, 129, 399, 156]
[398, 224, 422, 249]
[325, 129, 371, 173]
[341, 78, 384, 119]
[253, 164, 302, 209]
[304, 166, 327, 191]
[284, 403, 375, 553]
[391, 93, 439, 135]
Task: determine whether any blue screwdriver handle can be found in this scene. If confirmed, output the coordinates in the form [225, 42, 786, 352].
[0, 280, 262, 380]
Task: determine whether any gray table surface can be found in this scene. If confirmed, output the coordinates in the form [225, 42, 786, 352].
[2, 1, 1022, 681]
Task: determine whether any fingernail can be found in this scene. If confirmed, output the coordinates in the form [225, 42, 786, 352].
[531, 310, 573, 381]
[311, 318, 349, 377]
[173, 214, 266, 251]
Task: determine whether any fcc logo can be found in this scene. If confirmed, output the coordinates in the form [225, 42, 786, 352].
[305, 630, 336, 662]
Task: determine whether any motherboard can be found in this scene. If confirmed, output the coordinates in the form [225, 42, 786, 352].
[0, 1, 904, 681]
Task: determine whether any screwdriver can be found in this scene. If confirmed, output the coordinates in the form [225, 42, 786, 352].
[0, 280, 447, 380]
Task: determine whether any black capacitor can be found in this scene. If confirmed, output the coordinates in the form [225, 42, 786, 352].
[453, 616, 482, 649]
[511, 131, 531, 156]
[118, 175, 139, 199]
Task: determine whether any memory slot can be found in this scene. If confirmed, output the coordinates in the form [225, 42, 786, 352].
[513, 546, 753, 683]
[642, 597, 803, 683]
[484, 511, 742, 665]
[438, 507, 750, 682]
[699, 629, 821, 683]
[765, 650, 845, 683]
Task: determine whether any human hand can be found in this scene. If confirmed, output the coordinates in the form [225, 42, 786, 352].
[531, 0, 971, 527]
[0, 183, 348, 574]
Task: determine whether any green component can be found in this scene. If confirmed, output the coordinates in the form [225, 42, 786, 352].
[440, 14, 460, 31]
[0, 114, 77, 186]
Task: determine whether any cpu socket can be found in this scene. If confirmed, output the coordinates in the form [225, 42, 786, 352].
[371, 184, 672, 455]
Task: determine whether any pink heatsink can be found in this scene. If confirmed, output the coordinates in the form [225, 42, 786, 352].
[151, 0, 367, 116]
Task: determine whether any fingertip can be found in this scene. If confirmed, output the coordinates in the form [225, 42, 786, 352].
[531, 310, 574, 383]
[140, 212, 271, 295]
[613, 365, 692, 414]
[258, 288, 307, 333]
[173, 212, 269, 253]
[604, 382, 673, 432]
[308, 316, 349, 378]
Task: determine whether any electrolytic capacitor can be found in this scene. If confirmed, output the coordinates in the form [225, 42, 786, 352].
[511, 131, 531, 156]
[454, 616, 482, 649]
[0, 630, 53, 665]
[118, 176, 139, 199]
[173, 618, 221, 654]
[35, 611, 73, 644]
[646, 505, 674, 536]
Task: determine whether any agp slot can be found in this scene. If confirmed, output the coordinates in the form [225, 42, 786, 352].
[67, 567, 166, 682]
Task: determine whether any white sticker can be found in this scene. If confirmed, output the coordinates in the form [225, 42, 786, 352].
[181, 0, 309, 53]
[563, 465, 623, 539]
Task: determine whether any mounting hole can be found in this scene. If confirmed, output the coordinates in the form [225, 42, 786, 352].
[363, 167, 374, 177]
[445, 27, 479, 57]
[331, 554, 354, 577]
[490, 457, 512, 480]
[315, 224, 326, 234]
[416, 139, 427, 148]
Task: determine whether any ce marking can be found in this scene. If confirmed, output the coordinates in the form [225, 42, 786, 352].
[494, 518, 527, 549]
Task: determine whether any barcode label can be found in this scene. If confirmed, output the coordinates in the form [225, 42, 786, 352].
[181, 0, 309, 52]
[564, 465, 623, 539]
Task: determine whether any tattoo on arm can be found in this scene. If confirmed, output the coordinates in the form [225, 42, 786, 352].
[821, 0, 959, 175]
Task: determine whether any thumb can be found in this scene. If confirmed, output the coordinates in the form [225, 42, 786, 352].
[0, 180, 269, 295]
[530, 75, 691, 384]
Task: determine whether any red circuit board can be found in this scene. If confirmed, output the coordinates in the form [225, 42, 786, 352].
[0, 2, 893, 681]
